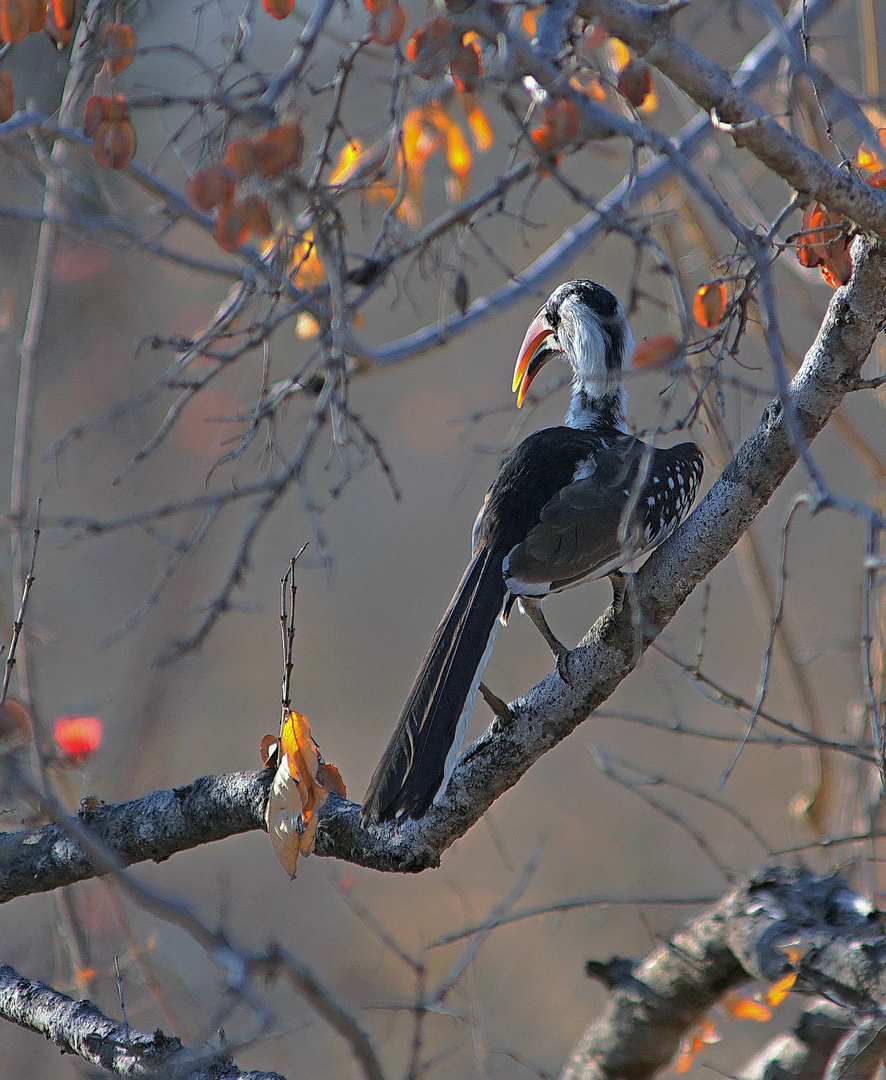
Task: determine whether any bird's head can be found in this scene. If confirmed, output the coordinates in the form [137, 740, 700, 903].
[512, 280, 634, 426]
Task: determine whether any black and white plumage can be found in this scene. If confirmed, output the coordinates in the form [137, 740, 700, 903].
[361, 280, 704, 824]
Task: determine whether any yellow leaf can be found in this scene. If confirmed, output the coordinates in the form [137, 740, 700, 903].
[296, 312, 319, 338]
[765, 972, 796, 1006]
[292, 231, 325, 288]
[466, 105, 493, 150]
[608, 37, 630, 72]
[721, 991, 771, 1022]
[330, 139, 363, 185]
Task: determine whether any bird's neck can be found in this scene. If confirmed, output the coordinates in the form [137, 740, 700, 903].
[566, 383, 628, 433]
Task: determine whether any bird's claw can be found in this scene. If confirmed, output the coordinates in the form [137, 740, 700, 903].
[609, 570, 627, 614]
[556, 648, 573, 685]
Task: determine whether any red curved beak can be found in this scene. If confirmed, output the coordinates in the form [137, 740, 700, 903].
[512, 306, 556, 408]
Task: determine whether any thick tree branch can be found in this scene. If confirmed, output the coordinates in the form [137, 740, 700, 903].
[559, 865, 885, 1080]
[0, 771, 269, 903]
[1, 241, 885, 892]
[582, 0, 886, 236]
[0, 963, 286, 1079]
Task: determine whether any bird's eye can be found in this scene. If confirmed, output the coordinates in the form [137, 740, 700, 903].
[547, 305, 559, 330]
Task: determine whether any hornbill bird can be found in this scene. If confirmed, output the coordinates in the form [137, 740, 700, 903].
[361, 280, 704, 824]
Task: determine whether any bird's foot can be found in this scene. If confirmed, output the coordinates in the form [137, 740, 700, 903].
[520, 596, 574, 684]
[479, 682, 515, 729]
[608, 570, 627, 614]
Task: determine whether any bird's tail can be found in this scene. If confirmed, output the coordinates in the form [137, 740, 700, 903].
[361, 546, 507, 823]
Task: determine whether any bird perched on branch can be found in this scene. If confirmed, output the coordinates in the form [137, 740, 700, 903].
[361, 280, 704, 824]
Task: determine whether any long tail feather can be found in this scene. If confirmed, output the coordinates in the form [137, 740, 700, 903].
[361, 546, 507, 823]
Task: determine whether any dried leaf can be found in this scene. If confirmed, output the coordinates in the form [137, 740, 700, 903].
[260, 733, 279, 768]
[765, 972, 796, 1006]
[266, 755, 303, 878]
[694, 280, 727, 328]
[100, 22, 135, 74]
[450, 40, 481, 93]
[370, 1, 406, 46]
[530, 98, 580, 155]
[722, 991, 771, 1022]
[406, 17, 456, 80]
[632, 333, 681, 369]
[93, 118, 136, 169]
[675, 1019, 720, 1073]
[0, 71, 13, 123]
[265, 711, 347, 877]
[617, 58, 653, 108]
[330, 139, 363, 185]
[0, 696, 31, 748]
[1, 0, 34, 43]
[252, 121, 304, 176]
[263, 0, 294, 17]
[186, 165, 235, 213]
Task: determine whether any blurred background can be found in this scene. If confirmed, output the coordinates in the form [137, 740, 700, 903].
[0, 0, 884, 1076]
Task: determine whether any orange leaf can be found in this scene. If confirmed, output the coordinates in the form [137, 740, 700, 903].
[617, 58, 652, 108]
[406, 17, 456, 79]
[444, 118, 471, 194]
[93, 118, 136, 169]
[54, 715, 102, 760]
[253, 121, 305, 176]
[721, 991, 771, 1022]
[530, 99, 580, 154]
[215, 199, 251, 252]
[265, 711, 346, 876]
[0, 696, 31, 747]
[1, 0, 33, 43]
[776, 939, 811, 965]
[263, 0, 294, 17]
[464, 102, 493, 150]
[370, 1, 406, 46]
[675, 1019, 720, 1073]
[25, 0, 44, 32]
[260, 733, 279, 768]
[318, 761, 347, 798]
[100, 22, 135, 74]
[240, 193, 273, 238]
[694, 280, 727, 328]
[765, 972, 796, 1006]
[49, 0, 71, 28]
[44, 0, 72, 47]
[0, 71, 13, 123]
[521, 7, 540, 36]
[224, 135, 260, 178]
[186, 165, 235, 213]
[858, 129, 886, 171]
[796, 203, 851, 287]
[450, 40, 481, 94]
[632, 333, 680, 369]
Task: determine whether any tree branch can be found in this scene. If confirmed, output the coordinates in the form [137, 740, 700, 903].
[582, 0, 886, 236]
[559, 865, 883, 1080]
[0, 771, 269, 903]
[0, 962, 287, 1079]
